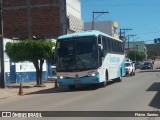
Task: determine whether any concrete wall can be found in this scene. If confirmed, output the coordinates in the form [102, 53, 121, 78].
[146, 44, 160, 58]
[3, 0, 83, 39]
[3, 0, 67, 39]
[67, 0, 81, 19]
[66, 0, 84, 32]
[84, 21, 113, 36]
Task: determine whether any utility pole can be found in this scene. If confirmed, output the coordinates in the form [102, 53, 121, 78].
[135, 45, 139, 62]
[92, 11, 109, 30]
[136, 45, 139, 51]
[119, 28, 133, 42]
[0, 0, 5, 88]
[127, 34, 136, 51]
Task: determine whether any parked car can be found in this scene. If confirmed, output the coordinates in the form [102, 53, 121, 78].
[51, 65, 57, 76]
[125, 62, 135, 76]
[135, 62, 143, 69]
[141, 62, 153, 70]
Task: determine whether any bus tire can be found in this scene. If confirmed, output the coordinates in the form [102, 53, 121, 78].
[101, 70, 108, 87]
[68, 85, 76, 90]
[117, 77, 122, 82]
[117, 69, 122, 82]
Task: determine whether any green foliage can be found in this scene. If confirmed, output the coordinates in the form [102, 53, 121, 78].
[5, 39, 55, 62]
[5, 39, 56, 86]
[127, 50, 146, 61]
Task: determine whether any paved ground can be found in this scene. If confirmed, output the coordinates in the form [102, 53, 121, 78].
[0, 59, 159, 100]
[0, 78, 56, 100]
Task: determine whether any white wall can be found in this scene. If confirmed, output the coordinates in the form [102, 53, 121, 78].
[67, 0, 81, 19]
[66, 0, 84, 32]
[4, 38, 12, 73]
[4, 38, 47, 73]
[15, 61, 47, 72]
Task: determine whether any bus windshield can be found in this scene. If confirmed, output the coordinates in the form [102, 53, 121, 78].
[56, 36, 98, 72]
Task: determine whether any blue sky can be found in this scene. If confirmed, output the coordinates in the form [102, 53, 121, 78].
[81, 0, 160, 44]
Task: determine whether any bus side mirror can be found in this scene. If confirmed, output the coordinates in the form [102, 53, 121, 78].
[98, 44, 103, 50]
[98, 44, 104, 57]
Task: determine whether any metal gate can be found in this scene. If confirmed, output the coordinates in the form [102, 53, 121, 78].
[10, 64, 16, 83]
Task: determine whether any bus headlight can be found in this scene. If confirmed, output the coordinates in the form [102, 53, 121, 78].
[58, 76, 67, 79]
[91, 73, 96, 76]
[88, 72, 99, 76]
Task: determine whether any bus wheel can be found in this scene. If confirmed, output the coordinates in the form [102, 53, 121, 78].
[101, 71, 108, 87]
[117, 69, 122, 82]
[68, 85, 76, 90]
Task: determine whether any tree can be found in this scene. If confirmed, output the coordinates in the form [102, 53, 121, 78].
[5, 39, 55, 86]
[127, 50, 146, 61]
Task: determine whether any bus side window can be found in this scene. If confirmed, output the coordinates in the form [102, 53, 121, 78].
[114, 41, 117, 52]
[115, 41, 119, 52]
[117, 42, 121, 53]
[109, 39, 112, 52]
[98, 35, 102, 44]
[102, 36, 106, 50]
[121, 42, 124, 53]
[106, 37, 110, 52]
[112, 39, 115, 52]
[120, 42, 123, 53]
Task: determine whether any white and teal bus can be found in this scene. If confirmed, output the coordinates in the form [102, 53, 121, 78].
[55, 30, 125, 90]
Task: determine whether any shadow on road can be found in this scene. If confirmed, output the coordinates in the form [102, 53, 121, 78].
[25, 88, 54, 95]
[6, 85, 34, 89]
[25, 85, 100, 95]
[24, 81, 118, 95]
[138, 69, 160, 73]
[146, 82, 160, 109]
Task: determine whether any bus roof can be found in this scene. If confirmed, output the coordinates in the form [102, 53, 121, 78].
[58, 30, 121, 41]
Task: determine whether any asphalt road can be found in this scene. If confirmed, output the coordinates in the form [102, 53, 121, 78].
[0, 61, 160, 120]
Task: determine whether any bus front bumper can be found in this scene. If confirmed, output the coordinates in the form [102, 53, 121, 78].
[57, 75, 100, 86]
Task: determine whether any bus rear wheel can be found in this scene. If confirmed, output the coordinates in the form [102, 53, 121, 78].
[116, 69, 122, 82]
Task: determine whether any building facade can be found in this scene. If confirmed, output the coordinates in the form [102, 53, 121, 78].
[1, 0, 83, 85]
[125, 41, 146, 52]
[146, 43, 160, 59]
[125, 41, 147, 59]
[84, 20, 119, 39]
[66, 0, 84, 33]
[3, 0, 67, 39]
[3, 0, 83, 39]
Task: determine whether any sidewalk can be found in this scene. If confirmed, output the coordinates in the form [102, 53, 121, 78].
[0, 78, 56, 100]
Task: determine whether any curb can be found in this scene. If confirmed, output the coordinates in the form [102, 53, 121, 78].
[0, 91, 17, 100]
[0, 81, 55, 100]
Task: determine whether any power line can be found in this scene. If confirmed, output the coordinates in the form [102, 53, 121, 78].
[136, 31, 160, 35]
[92, 11, 109, 30]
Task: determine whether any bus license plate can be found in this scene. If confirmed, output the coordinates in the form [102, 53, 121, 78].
[74, 80, 81, 84]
